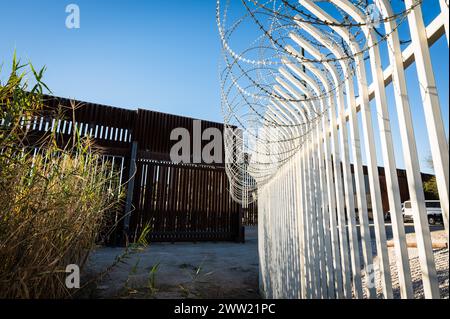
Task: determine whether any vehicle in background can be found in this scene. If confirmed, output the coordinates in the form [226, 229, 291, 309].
[384, 200, 442, 224]
[402, 200, 442, 225]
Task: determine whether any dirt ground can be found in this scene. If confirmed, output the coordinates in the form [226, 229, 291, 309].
[84, 226, 260, 299]
[84, 224, 447, 299]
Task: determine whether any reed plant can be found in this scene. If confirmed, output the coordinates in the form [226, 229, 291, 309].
[0, 54, 124, 298]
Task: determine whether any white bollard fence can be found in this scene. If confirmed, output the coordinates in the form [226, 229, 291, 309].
[218, 0, 448, 299]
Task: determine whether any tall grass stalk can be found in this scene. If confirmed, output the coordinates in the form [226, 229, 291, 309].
[0, 54, 123, 298]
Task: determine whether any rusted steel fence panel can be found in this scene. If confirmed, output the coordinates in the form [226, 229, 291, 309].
[16, 95, 249, 244]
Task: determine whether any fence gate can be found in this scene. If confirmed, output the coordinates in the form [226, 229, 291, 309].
[129, 159, 241, 242]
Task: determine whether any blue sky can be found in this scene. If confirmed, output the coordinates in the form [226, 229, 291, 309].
[0, 0, 448, 173]
[0, 0, 222, 121]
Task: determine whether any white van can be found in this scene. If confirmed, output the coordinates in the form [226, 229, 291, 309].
[402, 200, 442, 225]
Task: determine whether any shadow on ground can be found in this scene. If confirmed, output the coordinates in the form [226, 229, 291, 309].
[84, 226, 260, 299]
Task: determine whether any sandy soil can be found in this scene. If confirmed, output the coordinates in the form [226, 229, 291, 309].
[84, 224, 448, 299]
[84, 226, 260, 299]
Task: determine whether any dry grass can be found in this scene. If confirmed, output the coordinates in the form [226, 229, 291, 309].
[0, 54, 123, 298]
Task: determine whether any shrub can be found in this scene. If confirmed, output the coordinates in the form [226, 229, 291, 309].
[0, 54, 123, 298]
[423, 176, 439, 200]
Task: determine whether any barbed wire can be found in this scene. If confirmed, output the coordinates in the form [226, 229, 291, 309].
[217, 0, 422, 204]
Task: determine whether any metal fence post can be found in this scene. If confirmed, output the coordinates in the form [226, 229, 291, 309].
[237, 204, 245, 242]
[123, 141, 138, 242]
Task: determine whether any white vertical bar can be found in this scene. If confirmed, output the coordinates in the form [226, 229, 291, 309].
[299, 151, 308, 298]
[315, 119, 331, 298]
[345, 79, 377, 299]
[297, 1, 394, 298]
[335, 80, 363, 298]
[439, 0, 449, 45]
[328, 84, 352, 298]
[311, 127, 324, 298]
[405, 0, 449, 252]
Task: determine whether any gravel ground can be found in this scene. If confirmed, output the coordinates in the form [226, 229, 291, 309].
[359, 227, 448, 299]
[361, 247, 449, 299]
